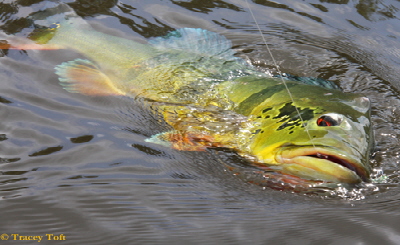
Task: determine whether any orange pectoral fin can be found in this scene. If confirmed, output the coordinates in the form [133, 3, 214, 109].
[146, 130, 223, 151]
[55, 59, 126, 96]
[169, 131, 223, 151]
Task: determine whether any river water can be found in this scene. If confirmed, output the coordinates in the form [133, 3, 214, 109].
[1, 0, 400, 244]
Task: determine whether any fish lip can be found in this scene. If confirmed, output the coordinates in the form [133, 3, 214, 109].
[276, 145, 370, 183]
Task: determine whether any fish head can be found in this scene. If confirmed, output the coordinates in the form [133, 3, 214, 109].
[248, 85, 373, 184]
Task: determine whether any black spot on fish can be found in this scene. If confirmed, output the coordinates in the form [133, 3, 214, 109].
[237, 84, 295, 115]
[273, 103, 295, 119]
[277, 117, 289, 123]
[253, 129, 261, 135]
[277, 121, 301, 130]
[274, 103, 315, 131]
[262, 107, 272, 114]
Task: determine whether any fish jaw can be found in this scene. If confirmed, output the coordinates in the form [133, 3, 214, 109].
[267, 146, 370, 184]
[275, 146, 370, 183]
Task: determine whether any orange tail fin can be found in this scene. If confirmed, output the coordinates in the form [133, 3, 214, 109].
[0, 43, 62, 50]
[0, 38, 62, 50]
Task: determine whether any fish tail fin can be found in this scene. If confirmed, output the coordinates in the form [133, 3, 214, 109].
[28, 1, 86, 44]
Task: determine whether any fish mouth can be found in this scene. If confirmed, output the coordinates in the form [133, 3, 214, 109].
[275, 146, 370, 184]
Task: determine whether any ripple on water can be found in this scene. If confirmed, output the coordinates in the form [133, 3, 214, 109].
[0, 0, 400, 244]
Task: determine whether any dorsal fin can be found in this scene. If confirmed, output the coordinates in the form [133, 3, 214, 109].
[276, 73, 341, 90]
[149, 28, 238, 61]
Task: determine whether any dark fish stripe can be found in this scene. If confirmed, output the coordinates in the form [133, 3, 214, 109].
[273, 103, 315, 131]
[236, 83, 297, 115]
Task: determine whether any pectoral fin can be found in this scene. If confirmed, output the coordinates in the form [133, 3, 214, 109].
[145, 130, 224, 151]
[55, 59, 126, 96]
[146, 104, 251, 151]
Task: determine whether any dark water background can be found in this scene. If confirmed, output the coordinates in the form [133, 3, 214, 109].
[1, 0, 400, 244]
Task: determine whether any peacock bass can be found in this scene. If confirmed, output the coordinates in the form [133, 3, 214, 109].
[3, 3, 373, 186]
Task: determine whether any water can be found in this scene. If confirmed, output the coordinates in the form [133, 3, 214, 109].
[1, 0, 400, 244]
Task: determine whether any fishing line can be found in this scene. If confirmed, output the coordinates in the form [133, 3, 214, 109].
[244, 0, 316, 148]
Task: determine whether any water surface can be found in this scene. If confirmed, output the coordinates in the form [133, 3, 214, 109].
[1, 0, 400, 244]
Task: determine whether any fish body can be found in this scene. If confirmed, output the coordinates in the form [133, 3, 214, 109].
[6, 5, 373, 186]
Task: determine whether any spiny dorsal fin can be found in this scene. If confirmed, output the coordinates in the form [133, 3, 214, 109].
[277, 73, 341, 90]
[55, 59, 126, 96]
[149, 28, 239, 61]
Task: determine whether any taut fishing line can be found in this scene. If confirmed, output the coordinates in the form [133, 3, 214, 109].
[244, 0, 316, 148]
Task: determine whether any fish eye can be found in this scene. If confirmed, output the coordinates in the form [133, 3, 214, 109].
[316, 115, 340, 126]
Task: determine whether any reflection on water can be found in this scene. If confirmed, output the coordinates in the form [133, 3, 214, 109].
[1, 0, 400, 243]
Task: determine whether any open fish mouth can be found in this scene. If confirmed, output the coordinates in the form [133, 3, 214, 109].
[275, 146, 370, 184]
